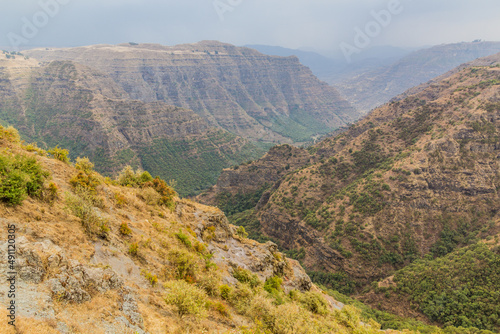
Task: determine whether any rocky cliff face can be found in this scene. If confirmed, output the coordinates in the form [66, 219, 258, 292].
[25, 41, 359, 143]
[335, 41, 500, 114]
[0, 57, 264, 196]
[202, 52, 500, 289]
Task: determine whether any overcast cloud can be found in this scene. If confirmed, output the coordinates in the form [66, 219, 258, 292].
[1, 0, 499, 53]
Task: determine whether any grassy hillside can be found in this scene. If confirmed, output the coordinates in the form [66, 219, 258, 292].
[0, 124, 405, 334]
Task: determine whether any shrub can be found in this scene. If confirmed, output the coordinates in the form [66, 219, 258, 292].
[236, 226, 249, 238]
[69, 171, 101, 192]
[168, 248, 199, 281]
[219, 284, 232, 300]
[196, 269, 221, 297]
[44, 182, 59, 203]
[119, 222, 132, 236]
[114, 193, 127, 207]
[212, 301, 230, 317]
[264, 276, 283, 294]
[298, 291, 329, 315]
[228, 283, 254, 314]
[0, 125, 21, 143]
[23, 142, 47, 156]
[116, 166, 153, 187]
[128, 242, 139, 256]
[175, 230, 192, 248]
[74, 157, 95, 174]
[0, 170, 28, 205]
[141, 270, 158, 286]
[142, 177, 176, 209]
[116, 166, 136, 186]
[48, 146, 70, 163]
[232, 266, 261, 288]
[64, 191, 108, 238]
[0, 153, 48, 205]
[138, 187, 161, 205]
[164, 280, 208, 318]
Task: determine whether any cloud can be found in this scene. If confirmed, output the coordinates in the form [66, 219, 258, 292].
[0, 0, 499, 51]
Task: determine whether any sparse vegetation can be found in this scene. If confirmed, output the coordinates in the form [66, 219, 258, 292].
[48, 146, 70, 163]
[164, 280, 209, 318]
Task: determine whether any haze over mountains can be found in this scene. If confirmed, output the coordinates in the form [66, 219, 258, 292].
[251, 41, 500, 114]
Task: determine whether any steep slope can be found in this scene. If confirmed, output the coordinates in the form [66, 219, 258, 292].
[201, 53, 500, 294]
[24, 41, 359, 144]
[336, 41, 500, 114]
[0, 57, 265, 196]
[0, 125, 402, 334]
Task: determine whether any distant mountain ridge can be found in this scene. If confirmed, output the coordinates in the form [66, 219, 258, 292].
[335, 41, 500, 113]
[0, 57, 264, 196]
[25, 41, 359, 144]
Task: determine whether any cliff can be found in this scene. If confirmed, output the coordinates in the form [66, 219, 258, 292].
[0, 57, 264, 196]
[25, 41, 359, 144]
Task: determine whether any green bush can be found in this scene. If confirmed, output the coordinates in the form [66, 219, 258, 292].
[175, 230, 192, 248]
[233, 266, 261, 288]
[164, 280, 208, 318]
[298, 291, 329, 315]
[236, 226, 249, 238]
[48, 146, 70, 163]
[128, 242, 139, 255]
[264, 276, 283, 294]
[0, 153, 49, 205]
[116, 165, 153, 187]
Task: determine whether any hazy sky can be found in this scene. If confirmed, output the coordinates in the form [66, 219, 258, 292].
[1, 0, 499, 54]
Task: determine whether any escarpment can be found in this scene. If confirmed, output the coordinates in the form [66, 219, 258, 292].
[25, 41, 359, 144]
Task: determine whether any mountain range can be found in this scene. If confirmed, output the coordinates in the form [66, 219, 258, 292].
[198, 51, 500, 331]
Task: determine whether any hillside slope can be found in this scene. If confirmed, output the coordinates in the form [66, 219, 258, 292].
[0, 125, 404, 334]
[201, 52, 500, 294]
[0, 57, 264, 196]
[335, 41, 500, 114]
[24, 41, 359, 144]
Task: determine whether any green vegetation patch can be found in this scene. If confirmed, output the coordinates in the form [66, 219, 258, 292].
[139, 132, 266, 196]
[394, 243, 500, 331]
[0, 151, 49, 205]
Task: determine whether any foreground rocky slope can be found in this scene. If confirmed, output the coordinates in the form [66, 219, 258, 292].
[202, 52, 500, 293]
[0, 56, 264, 196]
[335, 41, 500, 114]
[25, 41, 359, 144]
[1, 125, 407, 334]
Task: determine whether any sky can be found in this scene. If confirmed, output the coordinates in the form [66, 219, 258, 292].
[1, 0, 500, 55]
